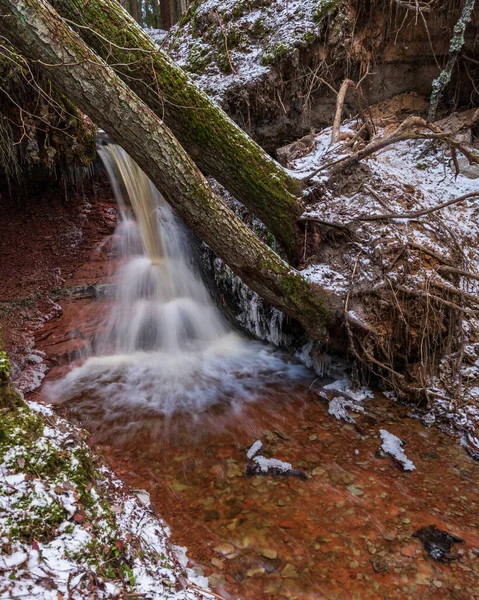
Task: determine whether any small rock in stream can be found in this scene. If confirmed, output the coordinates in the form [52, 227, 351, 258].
[413, 525, 464, 562]
[245, 456, 307, 480]
[245, 440, 307, 480]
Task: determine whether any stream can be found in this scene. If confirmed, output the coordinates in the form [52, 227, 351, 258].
[38, 146, 479, 600]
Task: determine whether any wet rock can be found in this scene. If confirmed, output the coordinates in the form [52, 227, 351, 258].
[346, 485, 364, 497]
[415, 573, 431, 586]
[170, 481, 189, 493]
[224, 501, 242, 519]
[208, 573, 226, 588]
[274, 430, 290, 441]
[370, 555, 390, 573]
[226, 462, 242, 478]
[413, 525, 464, 562]
[281, 563, 299, 578]
[211, 557, 224, 569]
[214, 542, 235, 557]
[246, 567, 265, 577]
[260, 548, 278, 560]
[204, 510, 220, 522]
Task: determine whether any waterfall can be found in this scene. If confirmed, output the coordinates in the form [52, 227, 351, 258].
[97, 143, 228, 354]
[48, 144, 310, 433]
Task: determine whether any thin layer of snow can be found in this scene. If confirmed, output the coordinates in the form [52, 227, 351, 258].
[253, 455, 292, 473]
[324, 378, 374, 402]
[300, 263, 349, 293]
[168, 0, 330, 102]
[0, 401, 214, 599]
[247, 439, 263, 459]
[379, 429, 416, 471]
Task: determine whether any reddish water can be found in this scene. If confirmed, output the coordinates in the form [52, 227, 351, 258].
[28, 201, 479, 600]
[59, 384, 479, 600]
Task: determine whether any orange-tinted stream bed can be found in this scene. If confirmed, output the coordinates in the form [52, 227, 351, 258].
[41, 379, 479, 600]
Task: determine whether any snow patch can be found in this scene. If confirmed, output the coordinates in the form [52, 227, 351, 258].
[379, 429, 416, 471]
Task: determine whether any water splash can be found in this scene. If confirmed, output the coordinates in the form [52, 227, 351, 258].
[49, 144, 310, 430]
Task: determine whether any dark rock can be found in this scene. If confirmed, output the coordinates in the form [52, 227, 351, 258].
[370, 555, 390, 573]
[413, 525, 464, 562]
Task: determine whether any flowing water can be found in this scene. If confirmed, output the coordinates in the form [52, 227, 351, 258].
[46, 146, 479, 600]
[50, 144, 310, 437]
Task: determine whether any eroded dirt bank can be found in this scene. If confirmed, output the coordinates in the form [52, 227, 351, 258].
[0, 174, 117, 389]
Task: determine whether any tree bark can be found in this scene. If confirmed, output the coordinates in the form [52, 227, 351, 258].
[0, 0, 340, 340]
[127, 0, 142, 26]
[159, 0, 172, 30]
[428, 0, 476, 121]
[47, 0, 303, 259]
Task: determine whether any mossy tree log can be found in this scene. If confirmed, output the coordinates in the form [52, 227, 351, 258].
[47, 0, 303, 259]
[0, 333, 24, 411]
[0, 0, 341, 341]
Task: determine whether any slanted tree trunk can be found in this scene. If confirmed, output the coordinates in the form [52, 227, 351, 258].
[48, 0, 303, 259]
[0, 0, 341, 340]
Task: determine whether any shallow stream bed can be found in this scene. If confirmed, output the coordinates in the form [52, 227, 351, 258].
[52, 383, 479, 600]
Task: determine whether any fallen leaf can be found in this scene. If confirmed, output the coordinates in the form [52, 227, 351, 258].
[73, 512, 85, 524]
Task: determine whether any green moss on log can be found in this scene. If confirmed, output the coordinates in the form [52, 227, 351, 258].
[48, 0, 303, 259]
[0, 332, 24, 411]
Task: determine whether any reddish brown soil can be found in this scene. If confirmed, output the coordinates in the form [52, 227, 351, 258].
[0, 174, 117, 389]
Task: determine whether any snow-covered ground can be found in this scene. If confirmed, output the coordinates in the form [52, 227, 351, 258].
[0, 400, 213, 599]
[168, 0, 333, 102]
[288, 111, 479, 455]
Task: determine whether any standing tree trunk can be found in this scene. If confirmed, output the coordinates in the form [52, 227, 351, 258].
[0, 0, 340, 340]
[127, 0, 142, 26]
[159, 0, 172, 30]
[428, 0, 476, 121]
[48, 0, 303, 259]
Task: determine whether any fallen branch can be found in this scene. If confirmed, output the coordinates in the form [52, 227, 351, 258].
[301, 116, 479, 183]
[353, 192, 479, 222]
[214, 10, 236, 75]
[331, 79, 355, 144]
[437, 265, 479, 282]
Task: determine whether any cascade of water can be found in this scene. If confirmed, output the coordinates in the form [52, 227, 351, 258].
[97, 142, 228, 354]
[49, 144, 310, 432]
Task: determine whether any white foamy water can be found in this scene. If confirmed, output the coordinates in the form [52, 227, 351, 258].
[49, 144, 310, 426]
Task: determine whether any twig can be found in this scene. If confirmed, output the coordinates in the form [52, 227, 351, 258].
[214, 10, 236, 74]
[363, 184, 393, 211]
[353, 192, 479, 222]
[189, 582, 228, 600]
[395, 285, 479, 314]
[331, 79, 355, 144]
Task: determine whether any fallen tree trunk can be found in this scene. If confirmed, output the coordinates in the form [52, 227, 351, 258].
[0, 0, 341, 341]
[47, 0, 303, 259]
